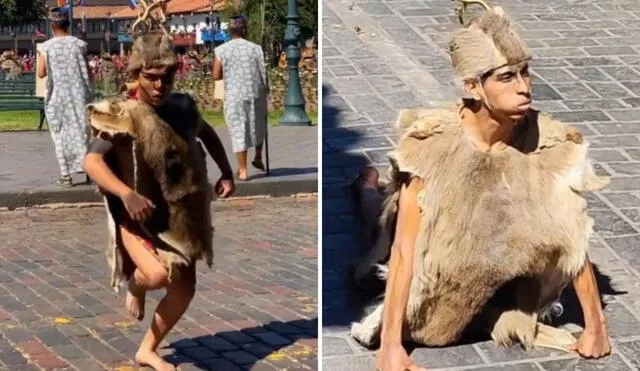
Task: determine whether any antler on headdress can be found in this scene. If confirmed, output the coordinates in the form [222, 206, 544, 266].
[453, 0, 492, 25]
[131, 0, 170, 36]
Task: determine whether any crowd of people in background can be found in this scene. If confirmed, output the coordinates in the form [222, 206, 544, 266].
[0, 49, 213, 82]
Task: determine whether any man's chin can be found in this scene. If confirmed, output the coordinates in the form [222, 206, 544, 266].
[509, 107, 531, 122]
[150, 96, 168, 106]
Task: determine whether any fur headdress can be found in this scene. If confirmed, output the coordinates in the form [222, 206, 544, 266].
[449, 1, 531, 80]
[126, 0, 178, 77]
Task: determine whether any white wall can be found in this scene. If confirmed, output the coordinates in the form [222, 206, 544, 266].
[167, 13, 228, 45]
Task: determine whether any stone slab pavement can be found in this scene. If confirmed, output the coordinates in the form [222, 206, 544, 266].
[0, 126, 317, 208]
[322, 0, 640, 370]
[0, 196, 317, 370]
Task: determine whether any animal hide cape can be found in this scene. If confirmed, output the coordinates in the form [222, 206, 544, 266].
[351, 103, 609, 349]
[87, 95, 214, 291]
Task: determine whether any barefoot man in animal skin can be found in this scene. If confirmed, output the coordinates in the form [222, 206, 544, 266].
[349, 3, 612, 371]
[83, 9, 235, 370]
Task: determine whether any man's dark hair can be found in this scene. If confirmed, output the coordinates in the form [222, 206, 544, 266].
[229, 15, 248, 37]
[52, 19, 70, 30]
[49, 8, 70, 30]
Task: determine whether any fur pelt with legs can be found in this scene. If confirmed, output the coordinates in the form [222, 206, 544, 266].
[87, 94, 214, 291]
[350, 103, 609, 351]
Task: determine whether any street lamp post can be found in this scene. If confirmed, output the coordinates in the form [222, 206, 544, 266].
[101, 23, 106, 53]
[280, 0, 311, 126]
[104, 12, 112, 54]
[29, 25, 35, 58]
[67, 0, 74, 36]
[11, 28, 17, 54]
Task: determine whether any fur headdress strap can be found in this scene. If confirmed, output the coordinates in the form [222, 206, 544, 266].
[449, 0, 531, 80]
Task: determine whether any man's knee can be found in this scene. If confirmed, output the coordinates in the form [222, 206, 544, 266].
[145, 268, 170, 289]
[169, 267, 196, 300]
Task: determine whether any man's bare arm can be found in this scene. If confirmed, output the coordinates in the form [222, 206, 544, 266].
[37, 52, 47, 79]
[571, 257, 611, 358]
[378, 177, 426, 371]
[197, 121, 233, 179]
[84, 140, 132, 198]
[213, 56, 223, 80]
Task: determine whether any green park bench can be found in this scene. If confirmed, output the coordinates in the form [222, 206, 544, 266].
[0, 73, 105, 131]
[0, 73, 47, 130]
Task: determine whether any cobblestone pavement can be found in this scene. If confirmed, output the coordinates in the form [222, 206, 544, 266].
[0, 127, 317, 195]
[322, 0, 640, 370]
[0, 196, 317, 370]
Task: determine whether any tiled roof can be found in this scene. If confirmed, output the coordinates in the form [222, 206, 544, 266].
[67, 0, 226, 20]
[46, 0, 131, 6]
[73, 5, 129, 19]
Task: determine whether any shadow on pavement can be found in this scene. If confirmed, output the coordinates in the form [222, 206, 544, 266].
[551, 263, 627, 329]
[322, 83, 385, 331]
[249, 167, 318, 180]
[165, 319, 317, 369]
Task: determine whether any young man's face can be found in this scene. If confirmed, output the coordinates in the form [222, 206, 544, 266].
[481, 62, 533, 121]
[137, 65, 177, 106]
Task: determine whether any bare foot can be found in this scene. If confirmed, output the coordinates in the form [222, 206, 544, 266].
[235, 170, 249, 181]
[135, 349, 176, 371]
[125, 280, 146, 321]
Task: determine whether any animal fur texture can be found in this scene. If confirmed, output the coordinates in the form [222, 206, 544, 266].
[87, 95, 213, 291]
[449, 6, 531, 80]
[127, 33, 178, 77]
[350, 103, 609, 351]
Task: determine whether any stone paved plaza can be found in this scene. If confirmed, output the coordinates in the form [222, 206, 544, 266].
[0, 197, 317, 370]
[322, 0, 640, 370]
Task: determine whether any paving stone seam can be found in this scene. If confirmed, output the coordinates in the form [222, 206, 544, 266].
[325, 0, 457, 103]
[595, 191, 640, 235]
[593, 232, 640, 311]
[471, 343, 491, 365]
[379, 0, 459, 61]
[426, 354, 580, 371]
[613, 347, 638, 371]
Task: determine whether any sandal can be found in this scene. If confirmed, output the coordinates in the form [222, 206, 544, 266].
[252, 158, 266, 171]
[56, 175, 73, 188]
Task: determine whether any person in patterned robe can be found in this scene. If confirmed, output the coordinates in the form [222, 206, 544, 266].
[37, 7, 93, 187]
[213, 16, 269, 181]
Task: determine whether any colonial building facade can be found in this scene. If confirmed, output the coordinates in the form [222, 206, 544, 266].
[0, 0, 228, 54]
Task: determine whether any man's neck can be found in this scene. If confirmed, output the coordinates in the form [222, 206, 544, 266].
[53, 30, 70, 37]
[462, 100, 519, 151]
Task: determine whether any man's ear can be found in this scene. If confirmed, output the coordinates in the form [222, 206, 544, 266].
[464, 78, 482, 101]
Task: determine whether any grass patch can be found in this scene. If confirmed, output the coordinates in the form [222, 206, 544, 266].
[0, 109, 317, 131]
[0, 110, 41, 131]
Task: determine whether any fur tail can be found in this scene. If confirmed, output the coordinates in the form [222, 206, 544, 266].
[491, 309, 576, 352]
[350, 304, 384, 348]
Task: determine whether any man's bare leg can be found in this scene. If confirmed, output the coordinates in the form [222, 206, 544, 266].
[236, 150, 249, 180]
[121, 227, 170, 322]
[126, 267, 169, 321]
[352, 167, 393, 285]
[135, 265, 196, 371]
[355, 167, 383, 229]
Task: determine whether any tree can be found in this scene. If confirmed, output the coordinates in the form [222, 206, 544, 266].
[220, 0, 317, 67]
[0, 0, 47, 26]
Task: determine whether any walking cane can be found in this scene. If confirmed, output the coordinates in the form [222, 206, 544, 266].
[261, 0, 271, 177]
[265, 110, 270, 176]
